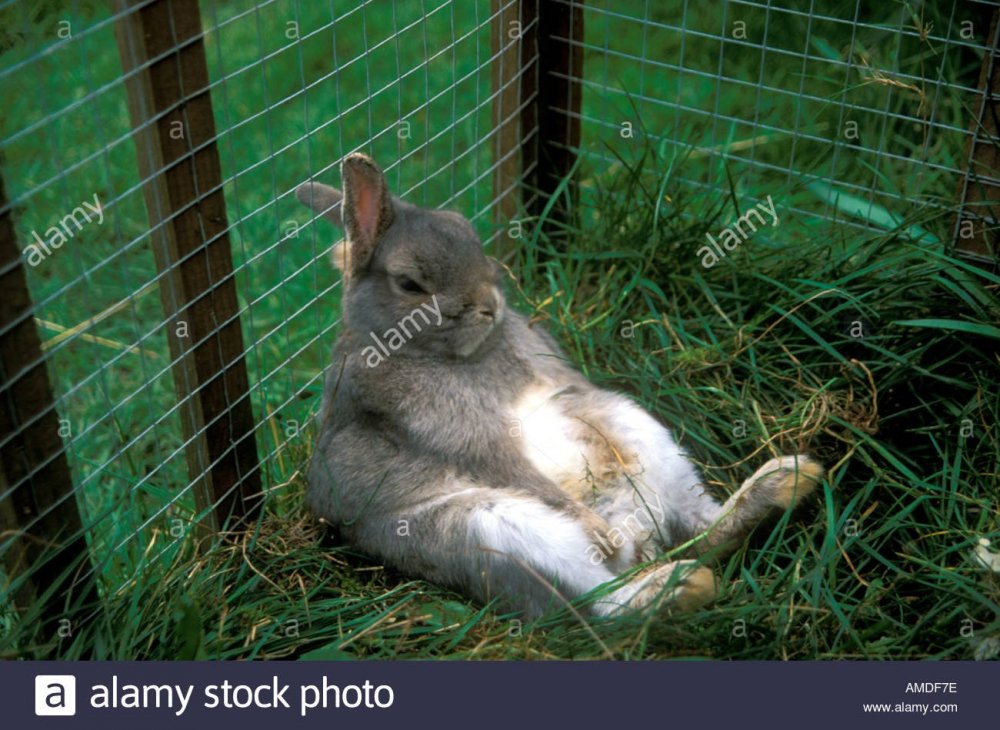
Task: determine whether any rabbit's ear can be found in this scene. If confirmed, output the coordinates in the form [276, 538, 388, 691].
[296, 181, 343, 226]
[340, 153, 394, 274]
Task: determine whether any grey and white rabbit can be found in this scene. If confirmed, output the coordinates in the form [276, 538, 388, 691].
[296, 153, 824, 617]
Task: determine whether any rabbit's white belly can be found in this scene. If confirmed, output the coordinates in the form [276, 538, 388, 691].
[512, 383, 628, 501]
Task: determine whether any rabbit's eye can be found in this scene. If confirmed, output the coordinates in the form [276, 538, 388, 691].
[396, 276, 427, 295]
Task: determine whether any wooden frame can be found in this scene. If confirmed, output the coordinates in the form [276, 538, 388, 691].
[491, 0, 524, 262]
[492, 0, 585, 256]
[114, 0, 261, 531]
[0, 167, 98, 635]
[955, 7, 1000, 268]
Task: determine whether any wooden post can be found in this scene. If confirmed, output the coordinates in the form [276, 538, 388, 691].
[0, 167, 98, 637]
[518, 0, 584, 251]
[491, 0, 525, 263]
[114, 0, 261, 531]
[954, 7, 1000, 268]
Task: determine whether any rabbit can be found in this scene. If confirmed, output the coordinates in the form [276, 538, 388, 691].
[296, 152, 824, 618]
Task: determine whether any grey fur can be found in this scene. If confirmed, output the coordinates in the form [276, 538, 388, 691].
[298, 153, 824, 618]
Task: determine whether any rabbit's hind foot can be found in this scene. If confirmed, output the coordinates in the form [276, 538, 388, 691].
[745, 455, 824, 510]
[593, 560, 717, 616]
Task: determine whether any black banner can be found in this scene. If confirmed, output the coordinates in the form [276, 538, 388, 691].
[3, 661, 993, 728]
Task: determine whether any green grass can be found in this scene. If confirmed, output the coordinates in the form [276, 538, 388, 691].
[1, 0, 997, 659]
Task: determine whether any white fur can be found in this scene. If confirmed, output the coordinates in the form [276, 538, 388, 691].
[513, 383, 589, 490]
[513, 383, 714, 553]
[598, 395, 719, 547]
[467, 495, 701, 615]
[604, 395, 701, 493]
[468, 495, 616, 596]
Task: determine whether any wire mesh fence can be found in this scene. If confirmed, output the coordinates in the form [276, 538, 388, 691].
[0, 0, 996, 655]
[0, 0, 524, 641]
[559, 0, 998, 261]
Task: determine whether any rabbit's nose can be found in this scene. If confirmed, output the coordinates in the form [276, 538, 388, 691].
[486, 288, 505, 324]
[470, 285, 504, 322]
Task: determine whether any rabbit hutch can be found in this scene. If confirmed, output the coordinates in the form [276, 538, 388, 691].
[1, 0, 997, 660]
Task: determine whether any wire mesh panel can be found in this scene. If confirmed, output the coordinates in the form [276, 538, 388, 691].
[0, 0, 522, 650]
[551, 0, 998, 262]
